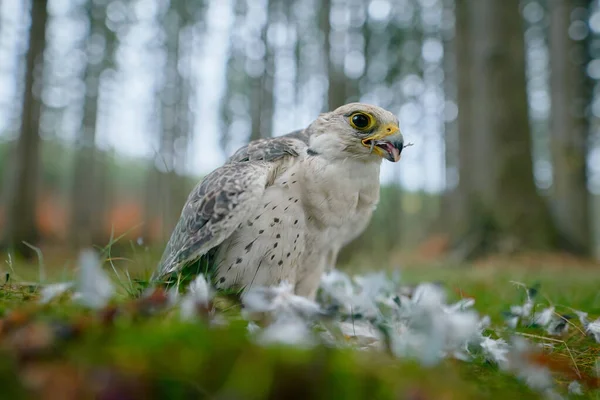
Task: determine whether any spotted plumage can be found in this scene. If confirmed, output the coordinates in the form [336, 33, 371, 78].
[152, 103, 404, 299]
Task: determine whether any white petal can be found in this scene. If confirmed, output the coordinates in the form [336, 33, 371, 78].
[411, 283, 446, 310]
[187, 274, 213, 306]
[242, 281, 322, 318]
[568, 381, 583, 396]
[74, 250, 114, 309]
[574, 310, 589, 327]
[247, 321, 260, 334]
[531, 307, 555, 327]
[445, 311, 481, 347]
[39, 282, 73, 304]
[338, 321, 382, 346]
[258, 315, 315, 347]
[445, 298, 475, 313]
[586, 318, 600, 343]
[180, 274, 214, 320]
[480, 337, 510, 368]
[505, 316, 520, 329]
[546, 317, 569, 336]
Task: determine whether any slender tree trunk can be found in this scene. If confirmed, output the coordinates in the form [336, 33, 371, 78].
[451, 0, 557, 259]
[261, 0, 275, 139]
[292, 1, 303, 119]
[322, 0, 345, 111]
[156, 7, 183, 242]
[143, 153, 160, 244]
[92, 151, 109, 244]
[1, 0, 48, 258]
[345, 0, 364, 103]
[171, 0, 197, 222]
[548, 0, 592, 255]
[70, 0, 113, 249]
[437, 0, 461, 239]
[249, 0, 275, 141]
[145, 2, 199, 244]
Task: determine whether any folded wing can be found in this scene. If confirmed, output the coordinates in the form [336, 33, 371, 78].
[153, 132, 308, 281]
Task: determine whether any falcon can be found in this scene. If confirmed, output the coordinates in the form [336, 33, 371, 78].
[152, 103, 404, 299]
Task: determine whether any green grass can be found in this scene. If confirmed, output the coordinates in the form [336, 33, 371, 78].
[0, 250, 598, 399]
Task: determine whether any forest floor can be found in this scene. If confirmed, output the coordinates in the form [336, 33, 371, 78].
[0, 247, 598, 400]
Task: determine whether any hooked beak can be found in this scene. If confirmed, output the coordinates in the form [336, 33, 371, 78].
[361, 124, 404, 162]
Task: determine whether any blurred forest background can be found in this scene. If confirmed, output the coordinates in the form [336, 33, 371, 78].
[1, 0, 599, 268]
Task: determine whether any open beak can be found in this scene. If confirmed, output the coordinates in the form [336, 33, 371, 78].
[362, 124, 404, 162]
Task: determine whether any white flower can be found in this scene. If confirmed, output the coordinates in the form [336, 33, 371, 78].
[445, 298, 475, 313]
[521, 368, 554, 392]
[574, 310, 589, 327]
[39, 282, 73, 304]
[180, 274, 213, 320]
[411, 283, 446, 310]
[319, 270, 380, 317]
[247, 321, 260, 334]
[319, 269, 354, 304]
[188, 274, 212, 304]
[167, 287, 179, 306]
[546, 316, 569, 336]
[505, 315, 520, 329]
[74, 250, 114, 309]
[531, 307, 555, 327]
[338, 320, 382, 347]
[480, 337, 510, 368]
[568, 381, 583, 396]
[445, 310, 481, 348]
[586, 318, 600, 343]
[508, 337, 554, 392]
[257, 314, 316, 348]
[478, 315, 491, 331]
[242, 281, 322, 319]
[510, 296, 534, 319]
[384, 281, 484, 366]
[353, 271, 395, 299]
[319, 270, 401, 320]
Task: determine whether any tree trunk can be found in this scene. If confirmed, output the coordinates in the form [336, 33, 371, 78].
[443, 0, 474, 249]
[436, 0, 463, 239]
[69, 0, 113, 249]
[157, 7, 183, 242]
[344, 0, 364, 104]
[1, 0, 48, 258]
[249, 0, 275, 141]
[321, 0, 345, 111]
[548, 0, 592, 255]
[451, 0, 557, 259]
[145, 2, 199, 244]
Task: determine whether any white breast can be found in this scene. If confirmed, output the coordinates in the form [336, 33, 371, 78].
[212, 152, 382, 300]
[300, 156, 381, 244]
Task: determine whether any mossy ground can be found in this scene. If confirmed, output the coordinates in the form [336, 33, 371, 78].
[0, 250, 598, 399]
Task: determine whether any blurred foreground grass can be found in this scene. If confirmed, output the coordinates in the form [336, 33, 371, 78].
[0, 249, 598, 399]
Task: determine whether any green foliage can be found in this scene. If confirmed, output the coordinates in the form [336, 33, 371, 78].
[0, 289, 536, 400]
[0, 259, 598, 399]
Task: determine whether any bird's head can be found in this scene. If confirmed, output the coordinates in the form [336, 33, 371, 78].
[307, 103, 404, 163]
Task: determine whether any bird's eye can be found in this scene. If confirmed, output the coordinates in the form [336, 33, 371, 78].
[349, 113, 373, 130]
